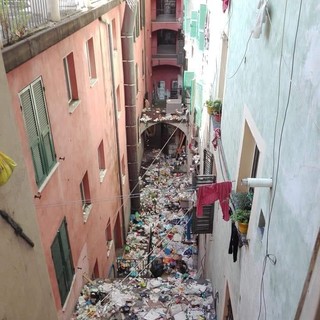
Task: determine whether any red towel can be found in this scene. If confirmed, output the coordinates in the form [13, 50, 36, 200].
[196, 181, 232, 221]
[222, 0, 229, 13]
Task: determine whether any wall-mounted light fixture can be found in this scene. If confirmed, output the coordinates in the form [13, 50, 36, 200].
[241, 178, 272, 188]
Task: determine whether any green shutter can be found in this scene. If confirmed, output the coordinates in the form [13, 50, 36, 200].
[31, 79, 56, 171]
[20, 77, 56, 186]
[51, 219, 75, 306]
[59, 220, 74, 289]
[51, 234, 68, 305]
[198, 30, 205, 51]
[183, 71, 194, 88]
[20, 88, 46, 184]
[190, 11, 198, 38]
[199, 4, 207, 30]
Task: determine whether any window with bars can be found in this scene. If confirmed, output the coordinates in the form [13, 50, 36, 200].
[51, 218, 74, 306]
[203, 149, 213, 175]
[19, 77, 56, 186]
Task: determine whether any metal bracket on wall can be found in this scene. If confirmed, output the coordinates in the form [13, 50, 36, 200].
[0, 210, 34, 247]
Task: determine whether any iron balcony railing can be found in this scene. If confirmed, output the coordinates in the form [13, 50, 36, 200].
[0, 0, 96, 45]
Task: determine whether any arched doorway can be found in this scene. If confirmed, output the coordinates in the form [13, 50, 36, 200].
[142, 123, 186, 159]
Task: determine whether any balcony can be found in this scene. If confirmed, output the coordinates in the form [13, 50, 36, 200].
[151, 2, 182, 32]
[0, 0, 113, 46]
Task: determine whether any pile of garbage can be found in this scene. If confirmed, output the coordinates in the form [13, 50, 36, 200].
[117, 151, 196, 278]
[73, 277, 216, 320]
[73, 150, 217, 319]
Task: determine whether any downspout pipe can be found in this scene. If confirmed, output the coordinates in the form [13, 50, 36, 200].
[121, 2, 140, 212]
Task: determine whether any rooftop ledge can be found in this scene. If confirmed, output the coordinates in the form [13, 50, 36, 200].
[2, 0, 120, 73]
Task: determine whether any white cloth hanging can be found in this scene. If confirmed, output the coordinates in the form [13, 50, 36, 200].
[252, 0, 268, 39]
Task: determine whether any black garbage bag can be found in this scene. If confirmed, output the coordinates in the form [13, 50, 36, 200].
[150, 258, 165, 277]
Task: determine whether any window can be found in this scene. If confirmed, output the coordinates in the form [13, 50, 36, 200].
[80, 171, 92, 222]
[116, 85, 121, 117]
[237, 121, 260, 193]
[135, 63, 139, 94]
[258, 210, 266, 240]
[105, 219, 113, 258]
[63, 53, 79, 112]
[92, 259, 99, 279]
[192, 205, 214, 234]
[137, 116, 141, 144]
[121, 155, 126, 184]
[217, 32, 228, 99]
[98, 141, 106, 182]
[51, 218, 74, 306]
[112, 19, 117, 50]
[86, 37, 97, 85]
[19, 77, 56, 186]
[203, 149, 213, 175]
[142, 49, 145, 76]
[140, 0, 145, 28]
[135, 2, 140, 38]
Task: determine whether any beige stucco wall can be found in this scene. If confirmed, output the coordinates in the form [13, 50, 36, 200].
[0, 53, 58, 320]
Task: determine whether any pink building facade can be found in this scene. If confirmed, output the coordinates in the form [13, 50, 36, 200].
[2, 1, 137, 318]
[148, 0, 184, 100]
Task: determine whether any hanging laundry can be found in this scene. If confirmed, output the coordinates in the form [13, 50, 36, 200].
[222, 0, 230, 13]
[212, 128, 221, 150]
[228, 222, 239, 262]
[196, 181, 232, 221]
[252, 0, 267, 39]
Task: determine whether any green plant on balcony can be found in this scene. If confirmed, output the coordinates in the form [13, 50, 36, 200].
[0, 0, 30, 44]
[205, 99, 215, 115]
[230, 209, 251, 224]
[205, 99, 223, 121]
[230, 191, 253, 234]
[212, 99, 222, 122]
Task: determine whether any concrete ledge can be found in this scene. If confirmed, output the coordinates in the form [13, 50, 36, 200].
[2, 0, 121, 73]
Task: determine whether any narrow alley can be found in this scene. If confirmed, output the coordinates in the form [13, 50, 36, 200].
[73, 149, 216, 319]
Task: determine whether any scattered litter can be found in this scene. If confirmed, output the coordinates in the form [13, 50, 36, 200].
[72, 150, 216, 319]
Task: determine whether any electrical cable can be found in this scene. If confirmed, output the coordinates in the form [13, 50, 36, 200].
[227, 31, 253, 79]
[34, 117, 187, 209]
[257, 0, 303, 318]
[99, 206, 195, 307]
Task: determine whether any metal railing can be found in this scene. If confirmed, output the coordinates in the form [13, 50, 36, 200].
[0, 0, 85, 45]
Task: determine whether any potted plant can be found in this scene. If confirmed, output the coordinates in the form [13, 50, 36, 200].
[230, 191, 253, 234]
[212, 99, 222, 122]
[230, 209, 251, 234]
[205, 99, 214, 115]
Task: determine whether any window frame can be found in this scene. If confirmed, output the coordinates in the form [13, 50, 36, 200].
[51, 218, 74, 306]
[98, 141, 107, 182]
[63, 52, 80, 112]
[19, 77, 57, 187]
[121, 155, 126, 185]
[80, 171, 92, 222]
[86, 37, 97, 85]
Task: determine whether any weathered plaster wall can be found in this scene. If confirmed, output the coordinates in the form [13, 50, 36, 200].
[5, 6, 127, 319]
[0, 54, 58, 320]
[205, 0, 320, 319]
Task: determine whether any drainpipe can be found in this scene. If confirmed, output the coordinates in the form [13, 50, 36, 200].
[121, 2, 140, 212]
[99, 17, 126, 242]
